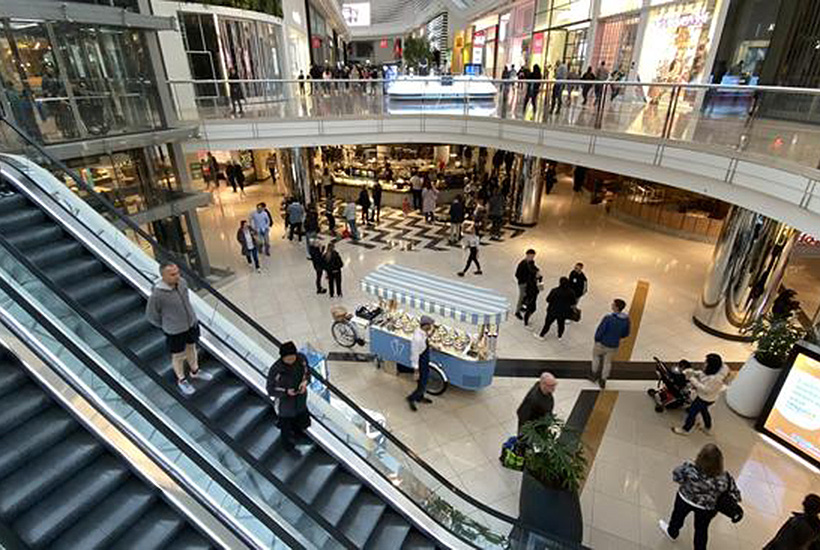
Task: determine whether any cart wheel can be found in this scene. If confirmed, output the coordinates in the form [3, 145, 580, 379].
[647, 389, 656, 397]
[425, 362, 449, 396]
[331, 321, 357, 348]
[655, 405, 664, 413]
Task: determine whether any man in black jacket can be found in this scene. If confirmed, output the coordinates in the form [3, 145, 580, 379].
[266, 341, 311, 452]
[515, 249, 537, 319]
[568, 262, 588, 301]
[516, 372, 557, 434]
[765, 493, 820, 550]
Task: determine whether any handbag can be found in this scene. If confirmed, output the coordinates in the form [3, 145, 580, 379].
[569, 306, 582, 322]
[499, 436, 525, 471]
[715, 489, 743, 523]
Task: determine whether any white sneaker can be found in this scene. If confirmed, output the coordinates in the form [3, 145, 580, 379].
[658, 520, 674, 541]
[191, 370, 213, 381]
[699, 425, 712, 436]
[178, 379, 195, 396]
[532, 332, 545, 341]
[672, 427, 689, 436]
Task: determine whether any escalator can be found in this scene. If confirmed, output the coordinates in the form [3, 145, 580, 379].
[0, 117, 586, 550]
[0, 346, 217, 550]
[0, 177, 440, 549]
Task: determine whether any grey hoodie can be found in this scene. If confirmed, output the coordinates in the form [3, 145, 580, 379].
[145, 278, 198, 335]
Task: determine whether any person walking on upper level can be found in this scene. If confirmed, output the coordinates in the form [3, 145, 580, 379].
[145, 261, 213, 396]
[250, 202, 272, 256]
[410, 172, 423, 211]
[229, 68, 244, 115]
[343, 200, 358, 240]
[449, 195, 465, 244]
[324, 242, 344, 298]
[581, 66, 596, 105]
[308, 240, 326, 294]
[594, 61, 610, 105]
[457, 224, 482, 277]
[422, 181, 439, 223]
[372, 181, 383, 224]
[591, 298, 630, 388]
[550, 62, 568, 115]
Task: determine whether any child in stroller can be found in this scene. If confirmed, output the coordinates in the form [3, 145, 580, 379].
[648, 357, 694, 412]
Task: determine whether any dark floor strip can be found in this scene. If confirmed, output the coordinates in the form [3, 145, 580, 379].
[578, 391, 619, 492]
[327, 351, 378, 362]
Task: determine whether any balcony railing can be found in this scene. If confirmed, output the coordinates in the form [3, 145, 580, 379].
[165, 76, 820, 174]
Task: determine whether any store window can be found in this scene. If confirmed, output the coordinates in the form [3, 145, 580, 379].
[0, 19, 163, 144]
[592, 12, 640, 72]
[181, 12, 223, 100]
[637, 0, 720, 85]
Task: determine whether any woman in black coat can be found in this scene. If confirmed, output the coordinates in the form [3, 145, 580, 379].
[537, 277, 577, 339]
[324, 242, 344, 298]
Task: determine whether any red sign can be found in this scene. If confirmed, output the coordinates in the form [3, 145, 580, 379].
[473, 30, 486, 47]
[312, 36, 322, 49]
[532, 32, 544, 54]
[380, 38, 389, 48]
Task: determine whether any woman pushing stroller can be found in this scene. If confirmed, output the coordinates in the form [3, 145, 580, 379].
[672, 353, 730, 436]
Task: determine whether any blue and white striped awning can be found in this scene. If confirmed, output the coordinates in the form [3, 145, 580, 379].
[360, 264, 510, 326]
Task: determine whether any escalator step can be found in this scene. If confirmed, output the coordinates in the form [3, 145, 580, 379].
[288, 453, 339, 505]
[28, 240, 84, 266]
[313, 472, 364, 526]
[239, 412, 281, 461]
[0, 431, 102, 520]
[107, 504, 186, 550]
[86, 291, 144, 324]
[47, 478, 156, 550]
[337, 492, 387, 548]
[267, 442, 316, 482]
[163, 527, 215, 550]
[0, 385, 51, 438]
[13, 455, 130, 548]
[65, 273, 123, 305]
[218, 397, 269, 441]
[108, 311, 154, 342]
[364, 511, 412, 550]
[0, 363, 29, 399]
[130, 331, 168, 363]
[195, 378, 248, 421]
[0, 209, 45, 230]
[0, 194, 28, 214]
[6, 224, 62, 250]
[402, 530, 438, 550]
[43, 257, 103, 286]
[0, 408, 76, 479]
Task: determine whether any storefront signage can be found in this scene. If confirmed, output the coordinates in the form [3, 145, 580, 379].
[312, 36, 322, 49]
[794, 233, 820, 257]
[532, 32, 544, 54]
[473, 30, 486, 47]
[656, 11, 710, 29]
[342, 3, 371, 27]
[380, 38, 389, 48]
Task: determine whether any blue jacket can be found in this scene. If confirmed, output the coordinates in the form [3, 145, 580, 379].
[594, 312, 630, 348]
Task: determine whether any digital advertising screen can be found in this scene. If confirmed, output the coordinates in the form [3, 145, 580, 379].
[759, 344, 820, 467]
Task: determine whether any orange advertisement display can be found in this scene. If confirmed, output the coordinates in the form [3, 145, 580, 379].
[763, 352, 820, 463]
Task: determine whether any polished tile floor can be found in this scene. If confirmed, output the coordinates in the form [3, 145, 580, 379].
[194, 173, 812, 549]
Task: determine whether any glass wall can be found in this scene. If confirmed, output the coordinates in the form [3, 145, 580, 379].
[531, 0, 591, 75]
[592, 12, 640, 73]
[0, 19, 162, 144]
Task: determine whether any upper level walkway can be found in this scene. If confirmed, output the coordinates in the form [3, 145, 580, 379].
[174, 78, 820, 235]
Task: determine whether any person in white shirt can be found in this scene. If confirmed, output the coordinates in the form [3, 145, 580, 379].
[673, 354, 729, 436]
[457, 224, 482, 277]
[410, 172, 423, 211]
[343, 200, 359, 240]
[406, 315, 436, 411]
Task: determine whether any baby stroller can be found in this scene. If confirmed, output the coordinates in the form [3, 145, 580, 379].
[647, 357, 694, 413]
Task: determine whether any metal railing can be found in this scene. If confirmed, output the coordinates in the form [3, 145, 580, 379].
[166, 76, 820, 173]
[0, 109, 585, 549]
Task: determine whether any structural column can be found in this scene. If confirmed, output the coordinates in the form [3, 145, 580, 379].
[693, 206, 797, 340]
[278, 147, 314, 205]
[511, 155, 544, 226]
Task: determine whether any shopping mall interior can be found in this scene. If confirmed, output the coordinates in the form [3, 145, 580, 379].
[2, 0, 820, 549]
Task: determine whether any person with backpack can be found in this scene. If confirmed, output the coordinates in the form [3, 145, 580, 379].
[659, 444, 741, 550]
[765, 493, 820, 550]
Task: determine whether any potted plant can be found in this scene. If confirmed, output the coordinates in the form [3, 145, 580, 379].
[727, 312, 805, 418]
[517, 414, 586, 543]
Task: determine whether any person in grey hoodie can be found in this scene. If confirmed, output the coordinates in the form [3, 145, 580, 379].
[145, 261, 212, 395]
[591, 298, 630, 388]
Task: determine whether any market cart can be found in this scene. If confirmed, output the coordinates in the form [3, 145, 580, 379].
[360, 264, 509, 391]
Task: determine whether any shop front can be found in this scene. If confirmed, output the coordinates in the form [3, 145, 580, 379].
[531, 0, 592, 75]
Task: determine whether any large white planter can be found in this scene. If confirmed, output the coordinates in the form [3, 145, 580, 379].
[726, 355, 782, 418]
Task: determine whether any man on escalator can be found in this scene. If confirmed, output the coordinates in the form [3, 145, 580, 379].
[145, 261, 213, 396]
[267, 341, 312, 452]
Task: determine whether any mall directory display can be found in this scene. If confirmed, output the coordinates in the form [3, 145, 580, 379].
[360, 264, 509, 390]
[759, 342, 820, 468]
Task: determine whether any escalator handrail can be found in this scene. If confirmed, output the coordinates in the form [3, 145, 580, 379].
[0, 254, 305, 550]
[0, 116, 582, 548]
[0, 226, 359, 550]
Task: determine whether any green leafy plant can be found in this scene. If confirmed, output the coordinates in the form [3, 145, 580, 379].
[747, 313, 805, 368]
[519, 415, 587, 493]
[403, 36, 433, 71]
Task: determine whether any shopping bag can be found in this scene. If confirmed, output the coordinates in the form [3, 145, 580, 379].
[342, 228, 351, 239]
[499, 436, 525, 471]
[569, 306, 582, 322]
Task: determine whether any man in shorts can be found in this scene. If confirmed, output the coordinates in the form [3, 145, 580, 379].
[146, 261, 212, 395]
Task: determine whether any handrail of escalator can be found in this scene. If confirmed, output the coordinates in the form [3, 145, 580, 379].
[0, 227, 360, 550]
[0, 257, 304, 550]
[0, 115, 583, 548]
